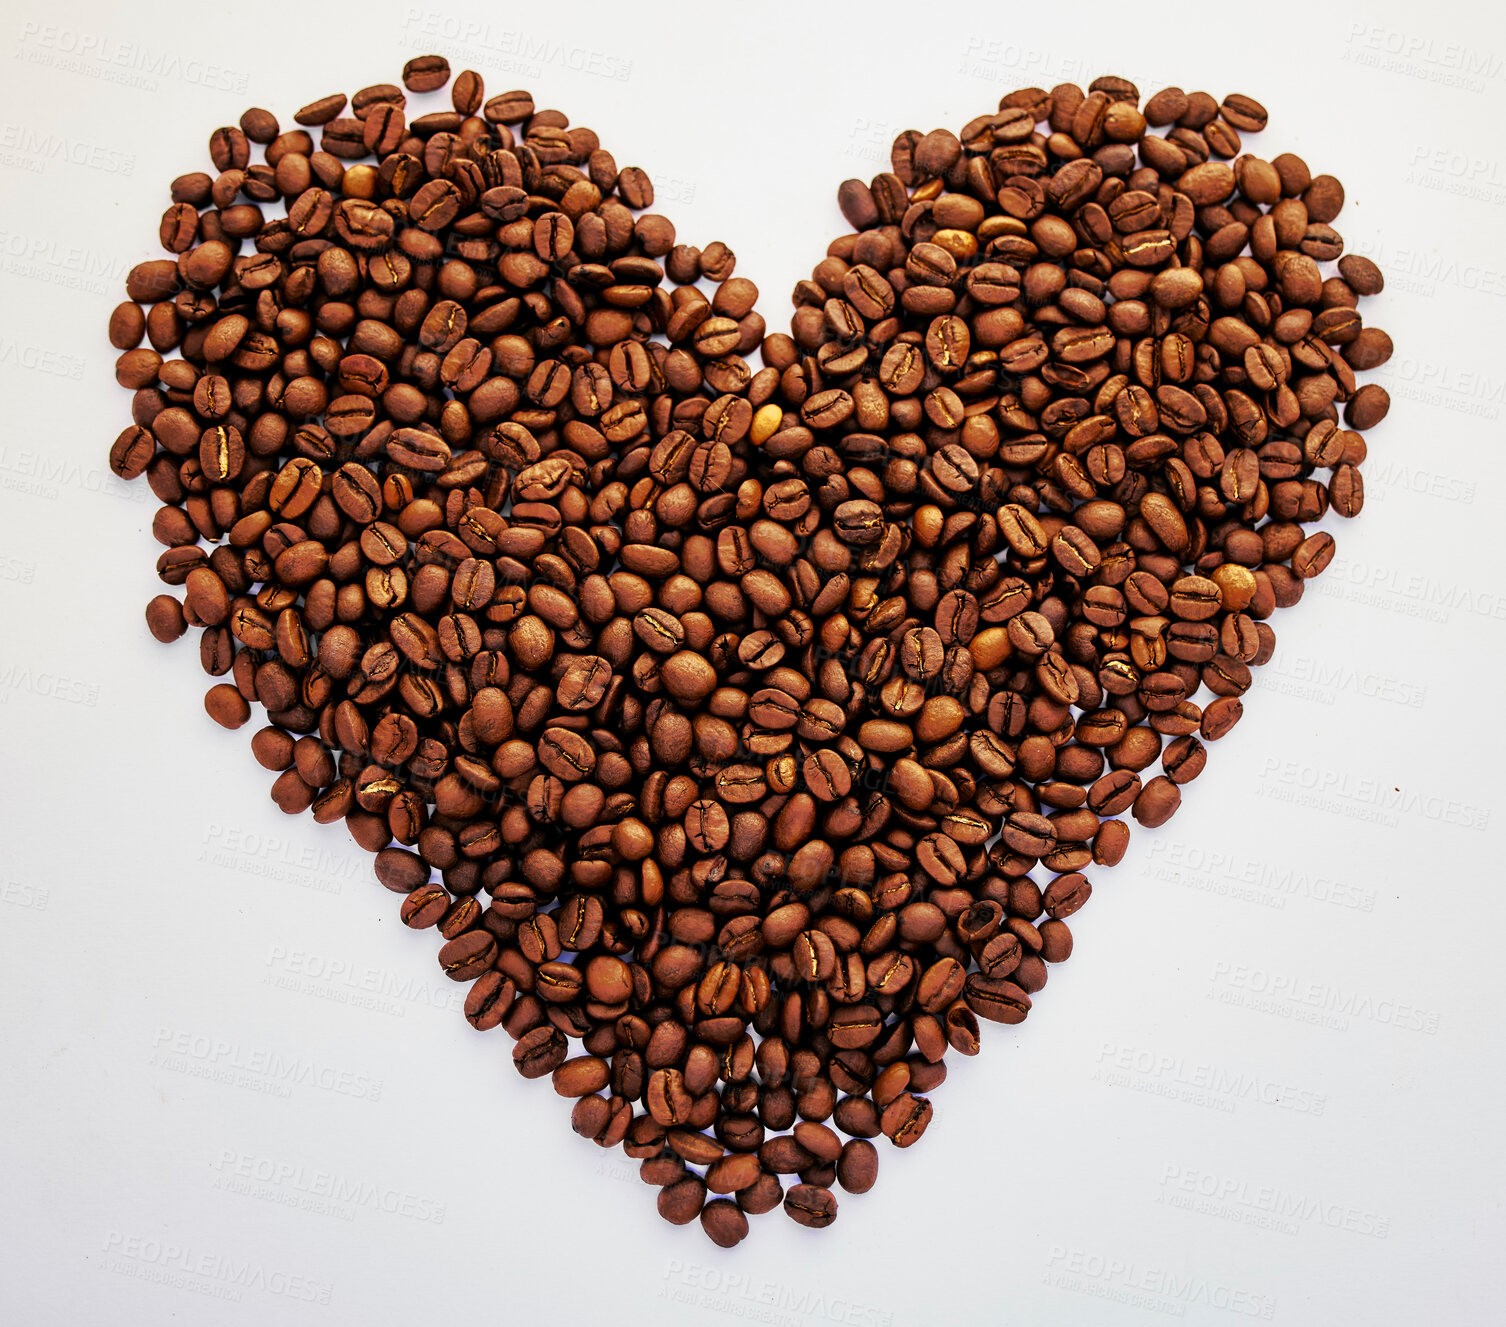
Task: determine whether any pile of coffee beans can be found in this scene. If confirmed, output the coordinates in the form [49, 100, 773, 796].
[110, 63, 1388, 1246]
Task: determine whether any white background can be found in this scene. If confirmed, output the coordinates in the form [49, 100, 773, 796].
[2, 0, 1503, 1321]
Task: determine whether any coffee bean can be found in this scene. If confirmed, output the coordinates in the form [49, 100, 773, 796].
[452, 70, 484, 116]
[1132, 776, 1182, 828]
[204, 683, 250, 729]
[295, 93, 346, 126]
[879, 1092, 933, 1146]
[145, 595, 186, 643]
[552, 1056, 610, 1098]
[1220, 94, 1268, 132]
[1346, 384, 1390, 431]
[658, 1177, 707, 1225]
[700, 1198, 750, 1247]
[403, 882, 450, 930]
[964, 977, 1031, 1025]
[836, 1139, 879, 1194]
[1039, 920, 1074, 963]
[1046, 872, 1093, 919]
[734, 1172, 783, 1215]
[514, 1027, 567, 1080]
[783, 1184, 837, 1229]
[438, 931, 496, 982]
[401, 55, 450, 93]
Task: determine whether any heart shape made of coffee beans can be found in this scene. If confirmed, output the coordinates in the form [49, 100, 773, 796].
[110, 58, 1390, 1247]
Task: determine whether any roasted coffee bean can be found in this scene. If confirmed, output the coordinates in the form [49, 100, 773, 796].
[204, 683, 251, 729]
[658, 1177, 707, 1225]
[117, 66, 1387, 1248]
[701, 1198, 750, 1247]
[514, 1026, 568, 1080]
[402, 55, 451, 93]
[879, 1092, 933, 1146]
[145, 595, 187, 643]
[438, 930, 496, 981]
[836, 1138, 879, 1194]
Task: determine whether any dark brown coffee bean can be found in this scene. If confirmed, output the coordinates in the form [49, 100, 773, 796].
[964, 976, 1031, 1025]
[552, 1056, 610, 1098]
[452, 70, 484, 115]
[879, 1092, 933, 1147]
[1132, 775, 1182, 827]
[836, 1139, 879, 1194]
[783, 1184, 837, 1229]
[438, 930, 496, 981]
[145, 595, 187, 643]
[513, 1027, 567, 1079]
[700, 1199, 750, 1247]
[402, 55, 450, 93]
[204, 683, 251, 729]
[658, 1177, 707, 1225]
